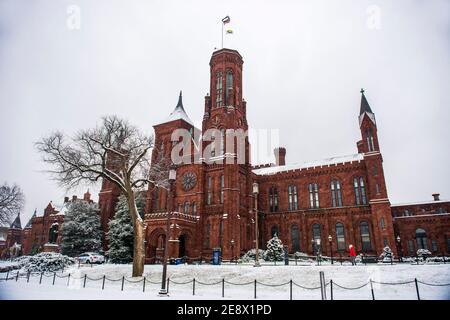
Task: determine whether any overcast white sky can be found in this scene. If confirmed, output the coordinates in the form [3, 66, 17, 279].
[1, 0, 449, 225]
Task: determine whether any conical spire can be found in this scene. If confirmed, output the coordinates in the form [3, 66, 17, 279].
[25, 209, 36, 229]
[10, 212, 22, 229]
[176, 90, 184, 111]
[358, 88, 376, 127]
[359, 88, 373, 115]
[156, 90, 194, 126]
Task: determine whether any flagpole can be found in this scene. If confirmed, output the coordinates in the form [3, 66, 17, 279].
[222, 22, 224, 49]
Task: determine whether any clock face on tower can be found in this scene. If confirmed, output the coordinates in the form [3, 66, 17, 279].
[182, 172, 197, 191]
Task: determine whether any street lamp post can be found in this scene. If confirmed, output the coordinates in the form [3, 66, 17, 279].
[311, 238, 315, 257]
[328, 235, 333, 265]
[397, 235, 403, 263]
[252, 182, 261, 267]
[159, 168, 177, 296]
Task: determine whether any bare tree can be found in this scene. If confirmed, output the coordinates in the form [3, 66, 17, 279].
[0, 183, 25, 226]
[36, 115, 169, 276]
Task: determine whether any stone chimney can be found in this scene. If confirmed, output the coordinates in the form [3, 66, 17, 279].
[432, 193, 440, 201]
[72, 195, 77, 202]
[274, 147, 286, 166]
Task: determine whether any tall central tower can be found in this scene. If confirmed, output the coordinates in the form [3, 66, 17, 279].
[200, 48, 253, 260]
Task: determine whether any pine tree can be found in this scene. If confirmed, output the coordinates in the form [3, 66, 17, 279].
[107, 194, 145, 263]
[264, 234, 285, 262]
[60, 201, 102, 257]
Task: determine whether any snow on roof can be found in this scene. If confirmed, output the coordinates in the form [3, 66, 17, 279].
[391, 199, 450, 207]
[155, 92, 194, 126]
[253, 153, 364, 176]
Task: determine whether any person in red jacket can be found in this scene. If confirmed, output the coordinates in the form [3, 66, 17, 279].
[349, 244, 357, 265]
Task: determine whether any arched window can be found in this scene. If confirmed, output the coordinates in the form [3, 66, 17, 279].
[335, 223, 346, 251]
[366, 128, 375, 152]
[269, 187, 279, 212]
[360, 221, 372, 251]
[207, 177, 213, 205]
[288, 185, 298, 210]
[291, 225, 300, 252]
[309, 183, 319, 208]
[380, 218, 385, 230]
[330, 180, 343, 207]
[354, 177, 367, 205]
[216, 72, 223, 107]
[192, 202, 197, 216]
[157, 234, 165, 249]
[312, 224, 321, 241]
[184, 202, 190, 214]
[271, 225, 279, 238]
[178, 203, 182, 213]
[416, 228, 428, 250]
[225, 70, 233, 105]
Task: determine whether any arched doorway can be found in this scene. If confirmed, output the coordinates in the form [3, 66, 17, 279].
[179, 234, 186, 258]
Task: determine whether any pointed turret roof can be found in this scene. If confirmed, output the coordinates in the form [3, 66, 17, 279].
[24, 209, 36, 229]
[358, 88, 376, 127]
[155, 91, 194, 126]
[10, 213, 22, 229]
[359, 88, 373, 115]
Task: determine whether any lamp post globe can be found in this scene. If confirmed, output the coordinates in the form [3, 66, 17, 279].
[328, 235, 333, 265]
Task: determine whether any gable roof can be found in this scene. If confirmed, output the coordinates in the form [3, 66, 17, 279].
[10, 213, 22, 229]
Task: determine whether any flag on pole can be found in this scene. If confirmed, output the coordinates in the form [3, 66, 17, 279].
[222, 16, 230, 24]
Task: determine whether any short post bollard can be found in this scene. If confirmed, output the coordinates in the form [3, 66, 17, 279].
[290, 280, 293, 300]
[415, 278, 420, 300]
[52, 272, 56, 285]
[83, 274, 87, 288]
[39, 271, 43, 284]
[330, 279, 334, 300]
[27, 271, 30, 283]
[67, 274, 71, 286]
[121, 276, 124, 291]
[102, 275, 105, 290]
[143, 277, 146, 292]
[6, 270, 9, 281]
[167, 277, 170, 294]
[370, 279, 375, 300]
[16, 270, 19, 281]
[254, 280, 257, 299]
[222, 278, 225, 298]
[193, 278, 196, 296]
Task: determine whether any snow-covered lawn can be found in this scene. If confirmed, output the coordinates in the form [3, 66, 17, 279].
[1, 263, 449, 300]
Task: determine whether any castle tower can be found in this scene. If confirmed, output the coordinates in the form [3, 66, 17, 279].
[357, 89, 397, 255]
[201, 48, 253, 260]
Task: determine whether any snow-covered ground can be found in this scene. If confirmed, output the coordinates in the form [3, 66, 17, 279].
[1, 263, 449, 300]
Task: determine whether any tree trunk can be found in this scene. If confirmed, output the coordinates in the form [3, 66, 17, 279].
[127, 190, 145, 277]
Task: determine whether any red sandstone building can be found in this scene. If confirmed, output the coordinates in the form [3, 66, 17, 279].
[100, 48, 449, 263]
[2, 49, 449, 261]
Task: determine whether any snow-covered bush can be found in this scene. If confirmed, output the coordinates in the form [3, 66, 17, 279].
[417, 249, 431, 258]
[263, 235, 284, 262]
[13, 252, 75, 273]
[239, 249, 266, 263]
[379, 246, 393, 262]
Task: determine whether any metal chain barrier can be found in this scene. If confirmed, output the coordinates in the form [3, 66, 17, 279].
[333, 281, 370, 290]
[417, 280, 450, 287]
[292, 281, 322, 290]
